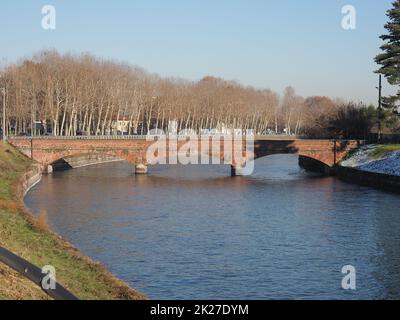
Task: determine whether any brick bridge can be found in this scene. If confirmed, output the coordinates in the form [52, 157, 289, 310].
[8, 136, 362, 176]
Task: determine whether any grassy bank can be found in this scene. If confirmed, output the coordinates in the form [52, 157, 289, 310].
[370, 144, 400, 159]
[0, 143, 146, 300]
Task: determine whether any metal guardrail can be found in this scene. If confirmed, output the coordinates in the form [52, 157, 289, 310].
[0, 247, 79, 300]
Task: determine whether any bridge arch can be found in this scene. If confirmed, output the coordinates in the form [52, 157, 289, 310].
[298, 155, 332, 174]
[48, 153, 127, 172]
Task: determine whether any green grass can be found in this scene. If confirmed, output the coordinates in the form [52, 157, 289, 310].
[370, 144, 400, 159]
[0, 144, 146, 300]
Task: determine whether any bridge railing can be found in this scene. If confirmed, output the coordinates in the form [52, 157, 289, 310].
[7, 135, 366, 144]
[8, 135, 150, 140]
[8, 134, 303, 141]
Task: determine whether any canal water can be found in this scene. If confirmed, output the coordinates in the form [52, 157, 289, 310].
[25, 155, 400, 299]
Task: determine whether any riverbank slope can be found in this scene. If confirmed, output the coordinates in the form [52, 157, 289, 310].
[0, 143, 146, 300]
[336, 144, 400, 193]
[340, 144, 400, 176]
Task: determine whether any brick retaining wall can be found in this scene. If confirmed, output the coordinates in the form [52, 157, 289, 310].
[335, 165, 400, 193]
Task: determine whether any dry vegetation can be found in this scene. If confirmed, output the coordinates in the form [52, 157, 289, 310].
[0, 50, 345, 137]
[0, 263, 50, 300]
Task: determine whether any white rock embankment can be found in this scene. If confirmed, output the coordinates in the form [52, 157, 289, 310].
[340, 145, 400, 177]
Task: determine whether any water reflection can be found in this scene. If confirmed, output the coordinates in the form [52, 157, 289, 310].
[25, 155, 400, 299]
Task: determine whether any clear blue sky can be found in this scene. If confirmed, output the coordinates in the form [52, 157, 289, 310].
[0, 0, 395, 105]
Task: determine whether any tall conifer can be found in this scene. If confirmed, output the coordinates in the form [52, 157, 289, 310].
[375, 1, 400, 113]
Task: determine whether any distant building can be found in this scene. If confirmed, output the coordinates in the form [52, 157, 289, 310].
[111, 117, 133, 135]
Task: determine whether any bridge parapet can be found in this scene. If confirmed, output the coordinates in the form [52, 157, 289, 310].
[8, 137, 363, 175]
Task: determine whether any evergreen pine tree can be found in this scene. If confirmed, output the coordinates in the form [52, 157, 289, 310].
[375, 0, 400, 114]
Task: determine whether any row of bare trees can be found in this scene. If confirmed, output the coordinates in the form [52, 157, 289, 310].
[0, 51, 348, 137]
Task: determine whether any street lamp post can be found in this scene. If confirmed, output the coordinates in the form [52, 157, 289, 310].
[376, 74, 382, 143]
[2, 87, 6, 144]
[377, 74, 382, 144]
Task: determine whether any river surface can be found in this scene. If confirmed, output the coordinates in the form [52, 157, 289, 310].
[25, 155, 400, 299]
